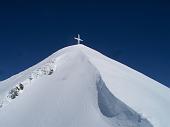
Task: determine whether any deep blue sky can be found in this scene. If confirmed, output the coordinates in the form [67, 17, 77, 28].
[0, 0, 169, 87]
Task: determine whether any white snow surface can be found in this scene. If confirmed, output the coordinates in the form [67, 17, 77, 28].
[0, 44, 170, 127]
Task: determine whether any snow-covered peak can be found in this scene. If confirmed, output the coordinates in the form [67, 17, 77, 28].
[0, 44, 170, 127]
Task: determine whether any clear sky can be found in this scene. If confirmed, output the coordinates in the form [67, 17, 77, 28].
[0, 0, 169, 87]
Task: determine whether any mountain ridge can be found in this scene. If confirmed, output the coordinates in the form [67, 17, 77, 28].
[0, 44, 170, 127]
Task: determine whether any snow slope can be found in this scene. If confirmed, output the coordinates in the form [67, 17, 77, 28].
[0, 44, 169, 127]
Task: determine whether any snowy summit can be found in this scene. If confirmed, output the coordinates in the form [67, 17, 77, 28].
[0, 44, 170, 127]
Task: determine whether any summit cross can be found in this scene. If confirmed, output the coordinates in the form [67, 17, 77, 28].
[74, 34, 83, 44]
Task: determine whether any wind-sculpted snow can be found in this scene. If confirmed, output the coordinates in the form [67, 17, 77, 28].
[96, 76, 153, 127]
[0, 44, 169, 127]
